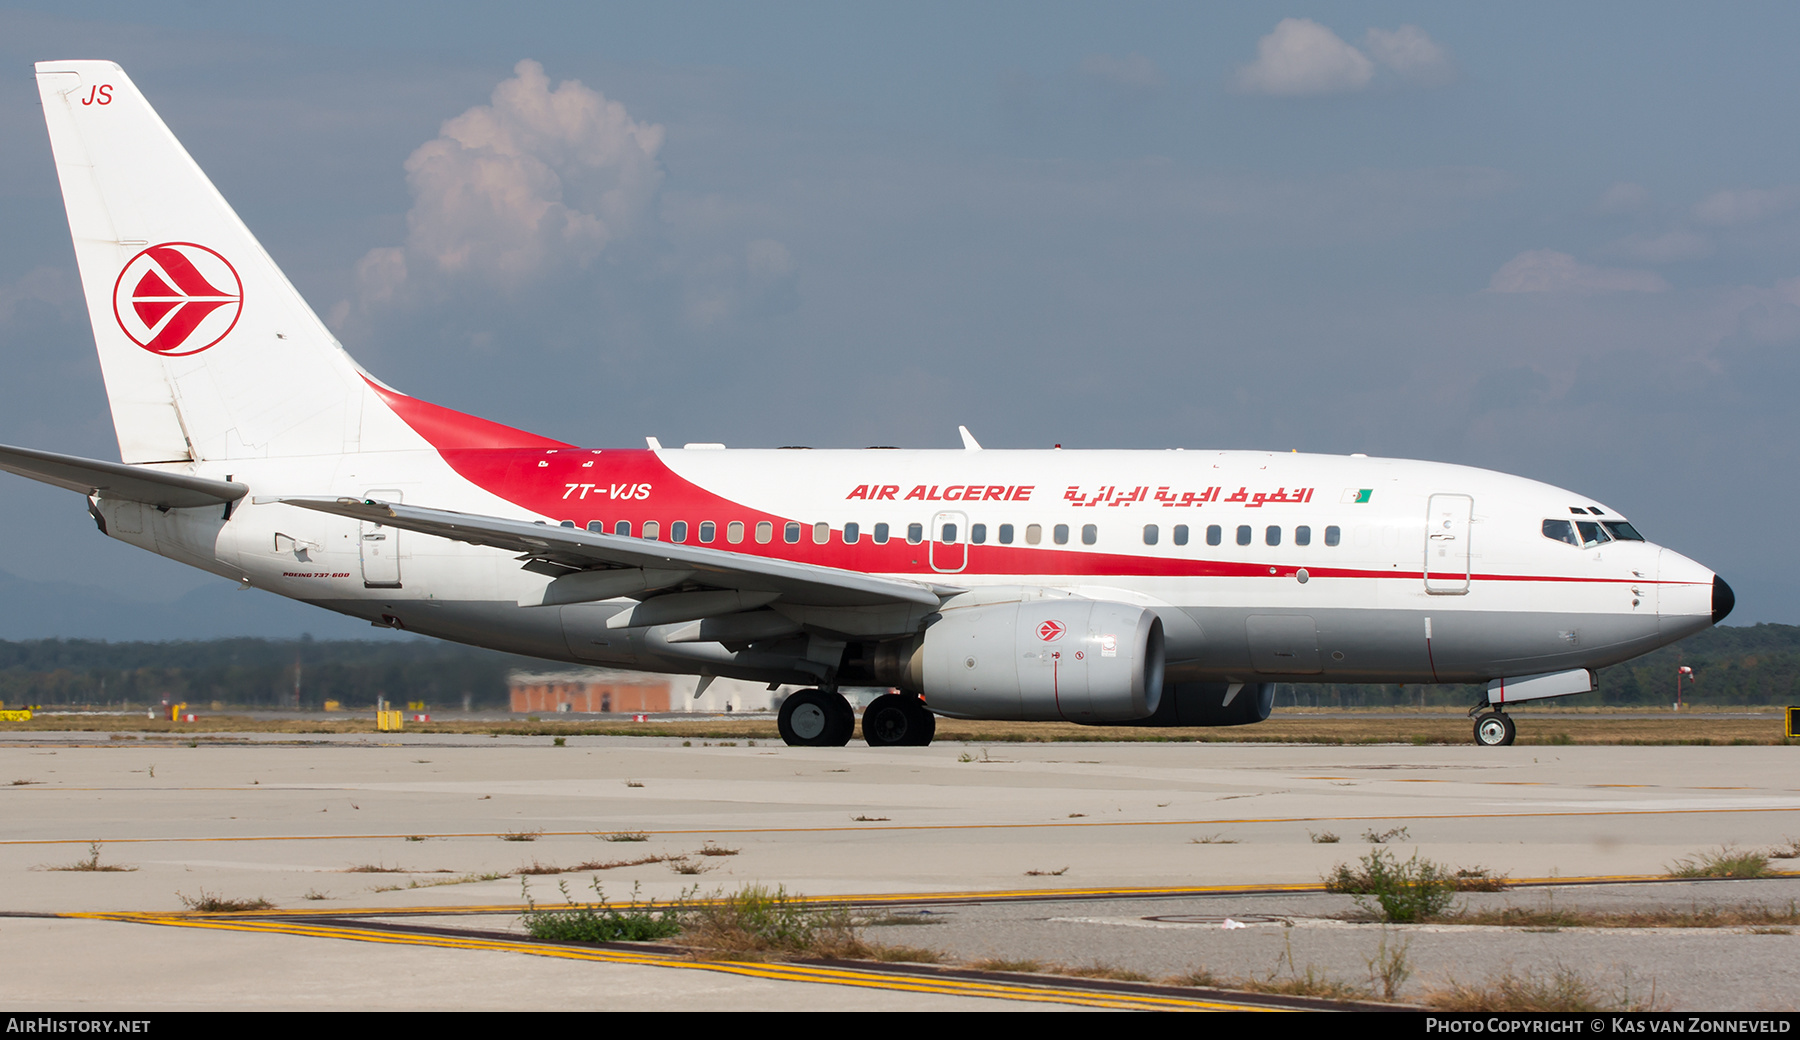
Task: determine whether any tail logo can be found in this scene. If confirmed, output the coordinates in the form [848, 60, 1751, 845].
[111, 243, 243, 356]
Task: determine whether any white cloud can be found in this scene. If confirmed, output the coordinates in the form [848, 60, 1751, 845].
[1236, 20, 1454, 96]
[351, 59, 665, 304]
[1596, 182, 1652, 215]
[1487, 250, 1670, 294]
[1362, 25, 1455, 86]
[1235, 19, 1373, 96]
[1693, 186, 1800, 227]
[1080, 53, 1164, 91]
[1605, 231, 1712, 264]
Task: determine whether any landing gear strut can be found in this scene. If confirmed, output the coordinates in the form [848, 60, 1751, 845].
[778, 689, 854, 747]
[862, 693, 936, 747]
[1472, 710, 1516, 747]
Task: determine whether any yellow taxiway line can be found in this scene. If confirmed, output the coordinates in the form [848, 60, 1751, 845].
[61, 909, 1273, 1011]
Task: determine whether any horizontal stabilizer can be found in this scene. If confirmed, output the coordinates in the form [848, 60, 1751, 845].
[281, 497, 958, 609]
[0, 443, 247, 509]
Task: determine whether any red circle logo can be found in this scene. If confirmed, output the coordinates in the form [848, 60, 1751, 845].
[1037, 620, 1065, 642]
[112, 243, 243, 356]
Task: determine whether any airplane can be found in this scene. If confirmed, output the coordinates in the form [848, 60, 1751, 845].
[3, 61, 1733, 749]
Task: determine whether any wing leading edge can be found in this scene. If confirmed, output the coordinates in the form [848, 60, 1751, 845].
[280, 497, 957, 612]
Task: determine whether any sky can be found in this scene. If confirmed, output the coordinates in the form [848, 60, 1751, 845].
[0, 2, 1796, 637]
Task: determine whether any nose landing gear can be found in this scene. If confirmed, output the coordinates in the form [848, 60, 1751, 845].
[1472, 709, 1516, 747]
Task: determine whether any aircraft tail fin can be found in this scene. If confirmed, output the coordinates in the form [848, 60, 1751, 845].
[35, 60, 415, 463]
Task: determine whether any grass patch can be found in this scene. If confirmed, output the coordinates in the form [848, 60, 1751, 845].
[343, 863, 410, 873]
[1325, 849, 1461, 922]
[179, 889, 273, 912]
[1238, 968, 1367, 1001]
[697, 842, 739, 857]
[1667, 846, 1771, 879]
[850, 815, 890, 822]
[969, 957, 1045, 974]
[601, 831, 648, 842]
[1309, 831, 1341, 844]
[1362, 826, 1410, 844]
[1424, 966, 1662, 1012]
[520, 878, 685, 943]
[44, 841, 136, 872]
[1024, 866, 1069, 876]
[1452, 902, 1800, 930]
[520, 854, 677, 875]
[500, 830, 543, 843]
[1191, 834, 1238, 844]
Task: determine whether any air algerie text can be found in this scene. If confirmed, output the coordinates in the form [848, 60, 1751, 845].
[846, 485, 1035, 502]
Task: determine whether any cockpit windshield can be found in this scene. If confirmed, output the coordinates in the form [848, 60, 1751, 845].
[1544, 517, 1646, 547]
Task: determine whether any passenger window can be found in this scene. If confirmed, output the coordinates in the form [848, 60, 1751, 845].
[1265, 525, 1280, 547]
[813, 522, 830, 545]
[843, 522, 860, 544]
[755, 521, 772, 544]
[586, 521, 604, 533]
[1542, 519, 1578, 546]
[642, 521, 660, 541]
[1295, 525, 1311, 546]
[906, 523, 924, 544]
[699, 521, 715, 543]
[613, 520, 631, 537]
[1053, 524, 1069, 545]
[559, 520, 575, 528]
[1026, 524, 1042, 545]
[998, 523, 1014, 544]
[939, 522, 957, 544]
[970, 523, 987, 544]
[726, 521, 743, 544]
[1206, 525, 1222, 546]
[1236, 525, 1252, 546]
[1173, 524, 1189, 546]
[1143, 524, 1158, 546]
[873, 523, 890, 544]
[1324, 525, 1340, 546]
[671, 521, 687, 543]
[784, 521, 801, 544]
[1081, 524, 1097, 545]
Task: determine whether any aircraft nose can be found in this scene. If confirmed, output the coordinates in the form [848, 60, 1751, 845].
[1713, 575, 1735, 625]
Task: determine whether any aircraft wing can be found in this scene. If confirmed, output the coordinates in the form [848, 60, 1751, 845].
[280, 497, 955, 610]
[0, 443, 248, 509]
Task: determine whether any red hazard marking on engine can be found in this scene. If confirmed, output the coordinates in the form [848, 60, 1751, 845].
[1037, 620, 1065, 642]
[112, 243, 243, 356]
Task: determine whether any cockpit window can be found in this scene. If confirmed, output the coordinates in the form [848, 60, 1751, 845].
[1575, 520, 1611, 548]
[1602, 521, 1644, 542]
[1542, 519, 1579, 546]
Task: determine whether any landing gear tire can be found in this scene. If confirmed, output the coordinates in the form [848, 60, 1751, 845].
[779, 689, 854, 747]
[1473, 711, 1516, 747]
[863, 694, 936, 747]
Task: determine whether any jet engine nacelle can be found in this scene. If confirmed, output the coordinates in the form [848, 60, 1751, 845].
[1103, 681, 1276, 727]
[900, 600, 1165, 722]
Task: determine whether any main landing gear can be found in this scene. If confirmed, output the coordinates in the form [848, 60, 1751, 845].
[775, 690, 938, 748]
[1471, 709, 1516, 747]
[777, 689, 855, 747]
[861, 693, 936, 747]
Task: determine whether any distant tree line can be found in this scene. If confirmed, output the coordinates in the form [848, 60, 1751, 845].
[0, 635, 546, 711]
[1279, 623, 1800, 708]
[1, 624, 1796, 711]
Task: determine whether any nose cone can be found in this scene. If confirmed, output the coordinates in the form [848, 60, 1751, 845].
[1712, 575, 1735, 625]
